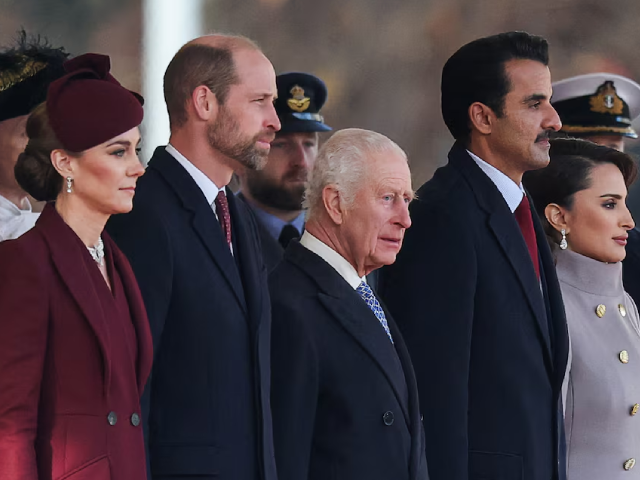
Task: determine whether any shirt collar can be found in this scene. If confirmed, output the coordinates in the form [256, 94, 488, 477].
[246, 201, 305, 241]
[300, 231, 365, 290]
[166, 144, 225, 205]
[0, 194, 38, 241]
[466, 149, 524, 213]
[0, 194, 33, 215]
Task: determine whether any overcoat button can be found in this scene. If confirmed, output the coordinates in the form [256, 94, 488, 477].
[383, 411, 394, 426]
[620, 350, 630, 364]
[131, 413, 141, 426]
[107, 411, 117, 426]
[624, 458, 636, 470]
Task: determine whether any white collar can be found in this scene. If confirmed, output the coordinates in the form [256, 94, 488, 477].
[300, 231, 366, 290]
[0, 194, 32, 215]
[166, 144, 225, 205]
[466, 149, 524, 213]
[0, 194, 39, 241]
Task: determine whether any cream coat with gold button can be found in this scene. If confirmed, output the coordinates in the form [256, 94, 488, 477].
[558, 248, 640, 479]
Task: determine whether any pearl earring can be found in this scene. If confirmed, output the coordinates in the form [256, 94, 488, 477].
[559, 229, 568, 250]
[66, 176, 73, 194]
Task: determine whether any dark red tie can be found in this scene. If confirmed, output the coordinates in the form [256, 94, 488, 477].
[214, 191, 232, 249]
[515, 195, 540, 279]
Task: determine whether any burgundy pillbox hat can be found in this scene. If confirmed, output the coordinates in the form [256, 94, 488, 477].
[46, 53, 143, 152]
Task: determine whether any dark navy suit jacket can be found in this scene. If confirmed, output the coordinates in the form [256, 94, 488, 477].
[270, 241, 428, 480]
[379, 143, 569, 480]
[107, 147, 276, 480]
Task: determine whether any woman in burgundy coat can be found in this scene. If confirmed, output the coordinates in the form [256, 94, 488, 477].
[0, 53, 153, 480]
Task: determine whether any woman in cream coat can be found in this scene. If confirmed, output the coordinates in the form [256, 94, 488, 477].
[524, 138, 639, 479]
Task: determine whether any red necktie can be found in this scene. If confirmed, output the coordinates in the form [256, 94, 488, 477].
[214, 191, 232, 249]
[514, 195, 540, 279]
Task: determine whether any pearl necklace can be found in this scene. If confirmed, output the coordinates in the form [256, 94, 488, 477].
[87, 237, 105, 266]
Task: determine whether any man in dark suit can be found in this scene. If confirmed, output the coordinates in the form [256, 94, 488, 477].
[379, 32, 569, 480]
[270, 128, 428, 480]
[106, 34, 280, 480]
[237, 72, 331, 272]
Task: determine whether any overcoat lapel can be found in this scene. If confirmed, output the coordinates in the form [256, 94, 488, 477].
[450, 145, 553, 366]
[106, 233, 154, 394]
[37, 204, 112, 393]
[385, 310, 423, 480]
[228, 189, 264, 333]
[149, 148, 247, 313]
[286, 241, 410, 420]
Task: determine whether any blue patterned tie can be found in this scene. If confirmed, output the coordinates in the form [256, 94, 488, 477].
[357, 281, 393, 343]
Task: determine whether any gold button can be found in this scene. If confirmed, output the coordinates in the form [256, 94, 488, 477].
[631, 404, 639, 416]
[620, 350, 630, 364]
[596, 304, 606, 318]
[624, 458, 636, 470]
[620, 304, 628, 317]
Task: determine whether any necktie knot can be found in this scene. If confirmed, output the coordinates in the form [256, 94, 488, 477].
[356, 281, 393, 343]
[214, 191, 232, 248]
[278, 224, 300, 249]
[515, 194, 540, 279]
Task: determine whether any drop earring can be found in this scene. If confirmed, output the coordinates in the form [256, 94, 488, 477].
[559, 229, 568, 250]
[66, 176, 73, 193]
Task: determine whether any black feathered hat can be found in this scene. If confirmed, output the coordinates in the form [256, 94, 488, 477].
[0, 30, 69, 123]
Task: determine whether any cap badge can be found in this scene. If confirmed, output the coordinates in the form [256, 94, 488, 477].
[287, 85, 310, 113]
[590, 81, 624, 115]
[0, 57, 47, 92]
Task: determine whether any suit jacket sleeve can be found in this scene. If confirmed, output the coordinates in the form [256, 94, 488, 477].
[0, 241, 49, 480]
[270, 294, 319, 480]
[106, 204, 172, 351]
[380, 199, 477, 480]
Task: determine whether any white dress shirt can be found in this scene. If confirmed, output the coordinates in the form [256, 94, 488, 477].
[0, 195, 39, 242]
[166, 144, 233, 253]
[467, 149, 525, 213]
[300, 231, 366, 290]
[166, 144, 226, 220]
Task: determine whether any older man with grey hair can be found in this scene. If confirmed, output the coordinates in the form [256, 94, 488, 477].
[269, 128, 429, 480]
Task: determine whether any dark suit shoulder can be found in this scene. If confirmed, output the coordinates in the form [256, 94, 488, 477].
[269, 257, 318, 303]
[412, 164, 480, 224]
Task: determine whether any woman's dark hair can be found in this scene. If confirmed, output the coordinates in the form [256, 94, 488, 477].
[441, 31, 549, 145]
[14, 102, 66, 201]
[523, 137, 638, 242]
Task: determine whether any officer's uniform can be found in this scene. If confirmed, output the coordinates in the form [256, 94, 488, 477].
[552, 73, 640, 140]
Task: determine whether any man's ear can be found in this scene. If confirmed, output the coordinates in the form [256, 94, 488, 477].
[545, 203, 569, 234]
[468, 102, 496, 135]
[50, 149, 74, 178]
[191, 85, 218, 122]
[322, 185, 344, 225]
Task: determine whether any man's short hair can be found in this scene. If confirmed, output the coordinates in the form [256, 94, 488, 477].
[441, 31, 549, 144]
[304, 128, 407, 219]
[163, 35, 259, 129]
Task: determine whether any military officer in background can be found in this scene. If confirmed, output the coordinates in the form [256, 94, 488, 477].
[551, 73, 640, 309]
[552, 72, 640, 152]
[0, 31, 68, 241]
[236, 72, 331, 271]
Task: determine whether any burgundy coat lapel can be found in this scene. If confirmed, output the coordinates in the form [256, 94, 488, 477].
[105, 232, 153, 394]
[36, 204, 112, 393]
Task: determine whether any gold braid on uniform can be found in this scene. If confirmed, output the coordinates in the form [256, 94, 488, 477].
[561, 124, 636, 135]
[0, 29, 68, 92]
